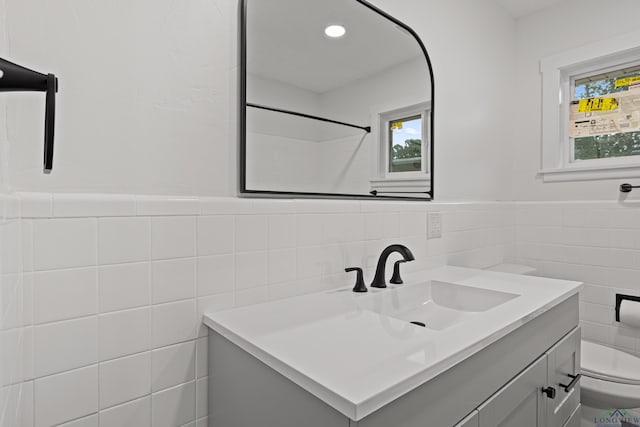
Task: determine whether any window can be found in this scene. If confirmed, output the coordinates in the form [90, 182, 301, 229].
[570, 63, 640, 162]
[370, 103, 430, 194]
[540, 29, 640, 182]
[388, 114, 423, 173]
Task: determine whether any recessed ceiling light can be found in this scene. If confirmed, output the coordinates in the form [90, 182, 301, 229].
[324, 25, 346, 38]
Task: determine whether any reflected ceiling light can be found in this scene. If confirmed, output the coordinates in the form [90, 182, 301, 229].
[324, 24, 346, 38]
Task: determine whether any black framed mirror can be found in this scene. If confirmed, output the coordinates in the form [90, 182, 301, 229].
[239, 0, 435, 200]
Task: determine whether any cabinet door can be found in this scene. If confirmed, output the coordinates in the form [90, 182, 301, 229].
[455, 411, 479, 427]
[546, 327, 581, 427]
[477, 355, 547, 427]
[562, 405, 581, 427]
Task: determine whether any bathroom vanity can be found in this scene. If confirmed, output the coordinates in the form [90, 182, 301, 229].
[203, 266, 583, 427]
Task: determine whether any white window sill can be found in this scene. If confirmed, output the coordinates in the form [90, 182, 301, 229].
[538, 163, 640, 182]
[370, 176, 430, 193]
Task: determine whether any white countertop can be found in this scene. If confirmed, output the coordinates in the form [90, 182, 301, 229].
[203, 266, 582, 421]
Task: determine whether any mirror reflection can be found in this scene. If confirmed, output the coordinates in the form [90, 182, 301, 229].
[242, 0, 434, 199]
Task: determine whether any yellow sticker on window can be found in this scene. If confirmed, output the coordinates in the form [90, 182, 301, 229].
[615, 76, 640, 87]
[390, 121, 403, 130]
[577, 97, 619, 112]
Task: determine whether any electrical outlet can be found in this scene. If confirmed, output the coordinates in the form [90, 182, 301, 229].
[427, 212, 442, 239]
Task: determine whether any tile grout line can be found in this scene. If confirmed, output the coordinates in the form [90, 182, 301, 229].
[147, 215, 153, 427]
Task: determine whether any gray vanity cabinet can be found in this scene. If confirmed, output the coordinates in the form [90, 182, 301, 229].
[563, 405, 581, 427]
[455, 411, 479, 427]
[476, 327, 581, 427]
[477, 355, 547, 427]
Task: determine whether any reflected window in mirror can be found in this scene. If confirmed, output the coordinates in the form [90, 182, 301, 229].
[390, 115, 422, 173]
[371, 102, 430, 195]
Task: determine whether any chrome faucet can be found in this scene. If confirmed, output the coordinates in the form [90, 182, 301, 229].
[370, 244, 415, 288]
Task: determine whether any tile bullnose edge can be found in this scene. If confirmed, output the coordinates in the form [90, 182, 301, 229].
[53, 193, 136, 218]
[18, 192, 53, 218]
[199, 197, 255, 215]
[136, 195, 200, 216]
[0, 194, 21, 220]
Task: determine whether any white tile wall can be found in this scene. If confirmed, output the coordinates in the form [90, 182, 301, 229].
[98, 263, 150, 313]
[34, 365, 98, 427]
[151, 258, 196, 304]
[0, 196, 31, 427]
[99, 352, 151, 410]
[196, 255, 234, 296]
[514, 201, 640, 356]
[196, 216, 234, 255]
[99, 308, 151, 361]
[6, 193, 515, 427]
[32, 219, 97, 271]
[57, 415, 98, 427]
[33, 316, 98, 377]
[151, 341, 195, 392]
[151, 382, 196, 427]
[98, 396, 151, 427]
[33, 268, 97, 324]
[97, 217, 150, 265]
[150, 217, 196, 261]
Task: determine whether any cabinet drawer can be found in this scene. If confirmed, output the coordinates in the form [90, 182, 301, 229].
[546, 327, 581, 427]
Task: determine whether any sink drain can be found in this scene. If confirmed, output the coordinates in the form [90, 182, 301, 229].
[410, 321, 426, 327]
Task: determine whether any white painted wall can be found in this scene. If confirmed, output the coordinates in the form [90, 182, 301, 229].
[247, 73, 321, 115]
[373, 0, 517, 201]
[512, 0, 640, 201]
[3, 0, 517, 201]
[0, 0, 8, 193]
[5, 0, 236, 196]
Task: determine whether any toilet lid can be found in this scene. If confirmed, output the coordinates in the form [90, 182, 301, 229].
[581, 340, 640, 385]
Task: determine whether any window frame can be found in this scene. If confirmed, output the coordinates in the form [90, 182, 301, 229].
[540, 29, 640, 182]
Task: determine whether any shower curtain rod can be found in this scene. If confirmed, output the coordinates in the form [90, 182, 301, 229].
[247, 102, 371, 133]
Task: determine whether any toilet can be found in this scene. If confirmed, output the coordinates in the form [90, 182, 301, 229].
[580, 340, 640, 427]
[484, 264, 640, 427]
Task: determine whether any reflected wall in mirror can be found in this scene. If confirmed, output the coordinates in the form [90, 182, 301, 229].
[240, 0, 434, 200]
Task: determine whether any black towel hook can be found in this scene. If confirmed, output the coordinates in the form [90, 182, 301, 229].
[0, 57, 59, 173]
[620, 183, 639, 193]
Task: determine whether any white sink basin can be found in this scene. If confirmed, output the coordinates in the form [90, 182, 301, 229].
[359, 280, 519, 330]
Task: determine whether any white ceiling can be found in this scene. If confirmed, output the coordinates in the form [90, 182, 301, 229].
[246, 0, 424, 93]
[495, 0, 568, 18]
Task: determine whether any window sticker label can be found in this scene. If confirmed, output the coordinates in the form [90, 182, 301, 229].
[577, 97, 619, 112]
[390, 121, 403, 130]
[615, 76, 640, 87]
[570, 89, 640, 138]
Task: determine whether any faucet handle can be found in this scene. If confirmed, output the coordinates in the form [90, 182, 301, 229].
[390, 260, 407, 284]
[345, 267, 367, 293]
